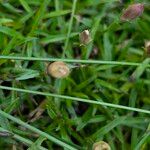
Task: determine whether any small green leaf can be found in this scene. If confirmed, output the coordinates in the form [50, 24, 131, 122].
[15, 69, 39, 80]
[130, 58, 150, 80]
[19, 0, 32, 13]
[44, 10, 71, 18]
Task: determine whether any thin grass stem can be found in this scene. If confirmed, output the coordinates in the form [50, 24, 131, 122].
[0, 55, 150, 67]
[63, 0, 77, 57]
[0, 127, 47, 150]
[0, 85, 150, 114]
[0, 109, 77, 150]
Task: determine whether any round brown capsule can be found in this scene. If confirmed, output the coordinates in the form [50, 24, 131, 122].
[93, 141, 111, 150]
[47, 61, 70, 78]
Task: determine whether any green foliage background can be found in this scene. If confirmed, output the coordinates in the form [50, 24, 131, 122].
[0, 0, 150, 149]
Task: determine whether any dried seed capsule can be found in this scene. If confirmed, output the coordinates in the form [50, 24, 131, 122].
[47, 61, 70, 78]
[121, 3, 144, 21]
[93, 141, 111, 150]
[79, 29, 91, 45]
[145, 41, 150, 57]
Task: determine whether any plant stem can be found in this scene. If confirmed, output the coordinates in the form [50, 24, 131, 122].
[0, 85, 150, 114]
[0, 127, 47, 150]
[0, 55, 150, 67]
[0, 109, 77, 150]
[62, 0, 77, 57]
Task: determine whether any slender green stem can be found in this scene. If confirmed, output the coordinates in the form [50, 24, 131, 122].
[0, 55, 150, 67]
[0, 85, 150, 114]
[0, 127, 47, 150]
[54, 0, 63, 28]
[134, 131, 150, 150]
[63, 0, 77, 57]
[0, 109, 77, 150]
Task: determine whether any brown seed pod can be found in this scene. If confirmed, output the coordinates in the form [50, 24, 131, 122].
[93, 141, 111, 150]
[145, 41, 150, 57]
[79, 29, 91, 45]
[121, 3, 144, 21]
[47, 61, 70, 78]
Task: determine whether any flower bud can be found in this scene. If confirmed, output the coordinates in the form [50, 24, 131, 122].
[79, 29, 91, 45]
[47, 61, 70, 78]
[121, 3, 144, 21]
[145, 41, 150, 57]
[93, 141, 111, 150]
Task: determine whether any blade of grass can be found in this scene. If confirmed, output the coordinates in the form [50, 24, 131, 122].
[134, 124, 150, 150]
[1, 2, 22, 13]
[41, 32, 78, 44]
[54, 0, 64, 28]
[0, 109, 78, 150]
[62, 0, 77, 57]
[85, 4, 108, 59]
[19, 0, 32, 13]
[130, 58, 150, 80]
[44, 10, 71, 18]
[91, 116, 127, 139]
[28, 136, 47, 150]
[0, 85, 150, 114]
[29, 0, 51, 34]
[0, 127, 47, 150]
[0, 26, 23, 38]
[131, 128, 139, 149]
[95, 79, 121, 93]
[0, 18, 13, 25]
[0, 55, 150, 67]
[0, 37, 18, 65]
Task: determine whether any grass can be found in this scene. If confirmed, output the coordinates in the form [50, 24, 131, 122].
[0, 0, 150, 149]
[0, 85, 150, 114]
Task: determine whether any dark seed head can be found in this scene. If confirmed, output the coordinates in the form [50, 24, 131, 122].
[121, 3, 144, 21]
[79, 30, 91, 45]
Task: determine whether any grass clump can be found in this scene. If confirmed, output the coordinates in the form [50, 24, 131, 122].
[0, 0, 150, 149]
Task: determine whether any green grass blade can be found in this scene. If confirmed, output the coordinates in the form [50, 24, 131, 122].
[63, 0, 77, 57]
[0, 109, 78, 150]
[130, 58, 150, 80]
[44, 10, 71, 18]
[0, 55, 150, 67]
[134, 124, 150, 150]
[29, 0, 51, 34]
[92, 116, 127, 139]
[0, 85, 149, 114]
[19, 0, 32, 13]
[0, 127, 47, 150]
[41, 32, 78, 44]
[0, 26, 23, 38]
